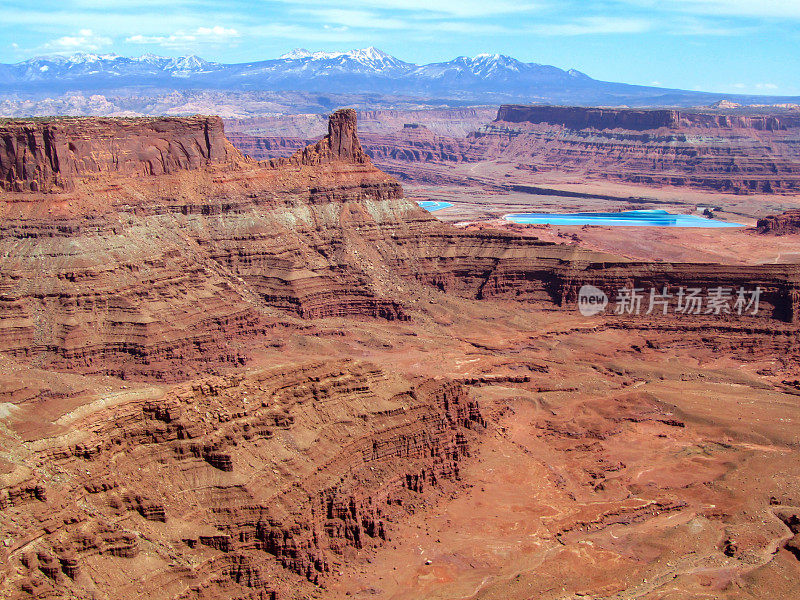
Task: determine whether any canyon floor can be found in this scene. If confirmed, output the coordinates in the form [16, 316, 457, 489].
[404, 172, 800, 265]
[250, 298, 800, 600]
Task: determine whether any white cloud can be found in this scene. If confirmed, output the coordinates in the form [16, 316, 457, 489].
[245, 22, 363, 42]
[42, 29, 111, 52]
[294, 8, 410, 30]
[727, 82, 780, 93]
[672, 0, 800, 18]
[125, 26, 240, 48]
[533, 17, 651, 36]
[2, 8, 231, 34]
[274, 0, 543, 18]
[669, 20, 751, 35]
[432, 22, 513, 34]
[196, 26, 239, 38]
[622, 0, 800, 19]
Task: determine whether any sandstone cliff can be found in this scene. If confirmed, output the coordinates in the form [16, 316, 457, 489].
[757, 209, 800, 234]
[471, 105, 800, 194]
[0, 116, 235, 192]
[0, 360, 485, 599]
[496, 105, 800, 132]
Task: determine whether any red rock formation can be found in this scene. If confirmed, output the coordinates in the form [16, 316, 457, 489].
[389, 230, 800, 322]
[0, 360, 484, 599]
[270, 109, 369, 167]
[2, 108, 800, 383]
[0, 116, 234, 192]
[471, 105, 800, 194]
[0, 110, 422, 378]
[757, 209, 800, 234]
[495, 105, 800, 132]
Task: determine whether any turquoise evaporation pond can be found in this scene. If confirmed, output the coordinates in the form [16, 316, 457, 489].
[504, 209, 743, 228]
[417, 201, 453, 212]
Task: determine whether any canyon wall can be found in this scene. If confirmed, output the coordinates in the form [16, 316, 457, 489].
[224, 107, 497, 139]
[226, 125, 478, 166]
[225, 132, 309, 161]
[757, 209, 800, 234]
[0, 109, 426, 379]
[3, 109, 800, 600]
[388, 229, 800, 322]
[0, 116, 234, 192]
[2, 110, 799, 381]
[495, 104, 800, 131]
[0, 360, 485, 599]
[226, 105, 800, 194]
[471, 105, 800, 194]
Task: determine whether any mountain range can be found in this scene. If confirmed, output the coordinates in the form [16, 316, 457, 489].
[1, 47, 797, 107]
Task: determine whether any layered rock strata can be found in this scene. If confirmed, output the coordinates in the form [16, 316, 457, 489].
[757, 209, 800, 234]
[388, 230, 800, 322]
[0, 116, 233, 192]
[494, 105, 800, 131]
[2, 109, 800, 382]
[0, 110, 422, 378]
[0, 360, 485, 599]
[470, 105, 800, 194]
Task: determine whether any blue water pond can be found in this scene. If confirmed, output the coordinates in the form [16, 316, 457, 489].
[417, 201, 453, 212]
[504, 209, 742, 228]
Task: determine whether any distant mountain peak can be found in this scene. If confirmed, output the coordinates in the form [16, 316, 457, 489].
[68, 52, 120, 63]
[349, 46, 393, 61]
[279, 47, 391, 61]
[279, 48, 313, 60]
[567, 68, 591, 79]
[167, 55, 214, 71]
[2, 48, 787, 106]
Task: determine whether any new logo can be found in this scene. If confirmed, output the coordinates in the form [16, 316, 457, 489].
[577, 285, 608, 316]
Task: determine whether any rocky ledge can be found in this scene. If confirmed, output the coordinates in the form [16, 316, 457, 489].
[0, 360, 485, 599]
[471, 105, 800, 194]
[0, 115, 234, 192]
[495, 105, 800, 132]
[757, 209, 800, 234]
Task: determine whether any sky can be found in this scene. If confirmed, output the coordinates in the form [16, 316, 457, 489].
[1, 0, 798, 96]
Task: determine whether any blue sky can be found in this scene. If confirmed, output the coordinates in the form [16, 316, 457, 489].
[2, 0, 798, 95]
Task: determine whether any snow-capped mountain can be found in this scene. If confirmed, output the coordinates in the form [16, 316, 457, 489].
[276, 46, 411, 74]
[1, 48, 603, 99]
[0, 48, 585, 88]
[0, 47, 783, 106]
[6, 52, 219, 83]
